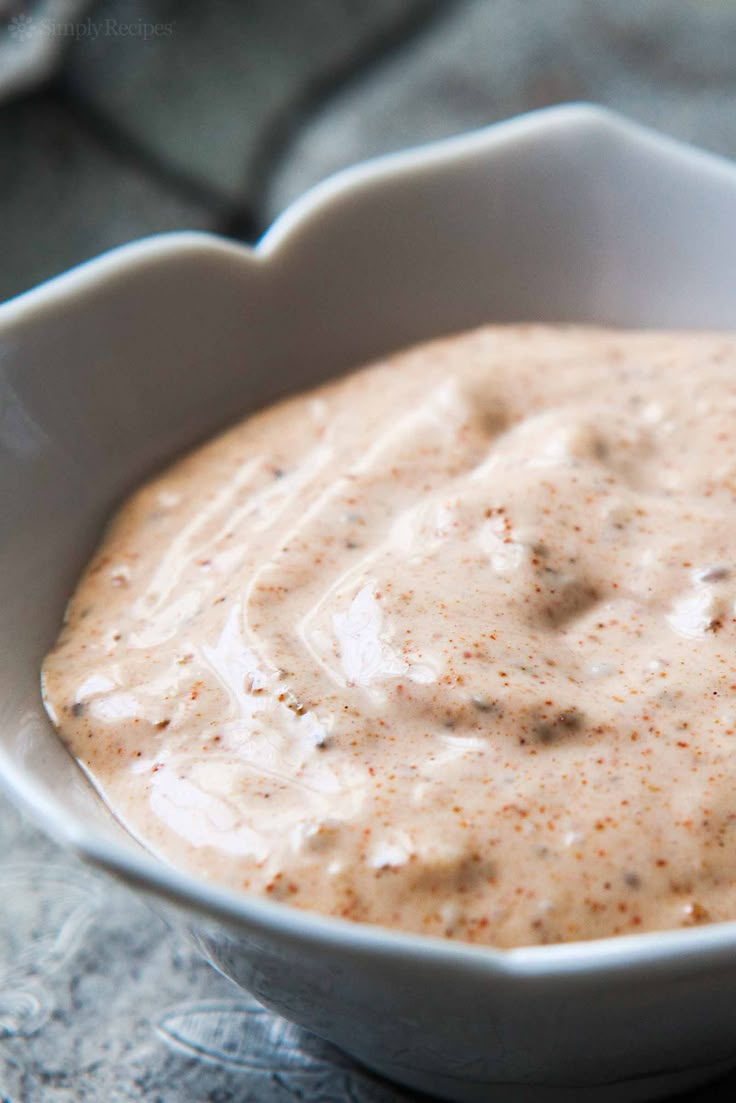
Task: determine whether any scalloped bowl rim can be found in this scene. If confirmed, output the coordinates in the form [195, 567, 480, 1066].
[3, 102, 736, 979]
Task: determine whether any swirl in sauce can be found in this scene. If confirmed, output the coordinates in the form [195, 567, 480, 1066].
[42, 325, 736, 946]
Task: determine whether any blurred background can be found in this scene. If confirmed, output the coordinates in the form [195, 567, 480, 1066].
[2, 0, 736, 302]
[3, 2, 736, 1101]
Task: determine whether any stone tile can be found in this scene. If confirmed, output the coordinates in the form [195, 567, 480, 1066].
[0, 94, 214, 301]
[265, 0, 736, 220]
[64, 0, 443, 206]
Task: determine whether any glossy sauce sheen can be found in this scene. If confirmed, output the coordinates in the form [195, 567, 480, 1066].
[42, 326, 736, 947]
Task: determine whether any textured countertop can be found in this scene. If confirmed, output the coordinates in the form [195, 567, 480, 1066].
[3, 1, 736, 1099]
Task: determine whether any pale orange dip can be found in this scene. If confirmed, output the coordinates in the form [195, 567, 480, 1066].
[41, 325, 736, 947]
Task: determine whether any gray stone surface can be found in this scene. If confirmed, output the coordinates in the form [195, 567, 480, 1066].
[0, 94, 214, 301]
[65, 0, 444, 205]
[266, 0, 736, 218]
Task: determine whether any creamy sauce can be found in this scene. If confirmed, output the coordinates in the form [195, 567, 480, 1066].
[42, 325, 736, 947]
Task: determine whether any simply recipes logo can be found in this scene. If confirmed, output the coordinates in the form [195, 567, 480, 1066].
[8, 12, 175, 41]
[8, 12, 34, 40]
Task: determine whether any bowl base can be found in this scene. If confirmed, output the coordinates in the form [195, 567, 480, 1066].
[354, 1052, 736, 1103]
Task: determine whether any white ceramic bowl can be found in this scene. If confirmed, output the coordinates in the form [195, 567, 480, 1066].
[3, 105, 736, 1103]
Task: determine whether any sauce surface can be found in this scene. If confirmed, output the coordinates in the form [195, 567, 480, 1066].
[42, 325, 736, 947]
